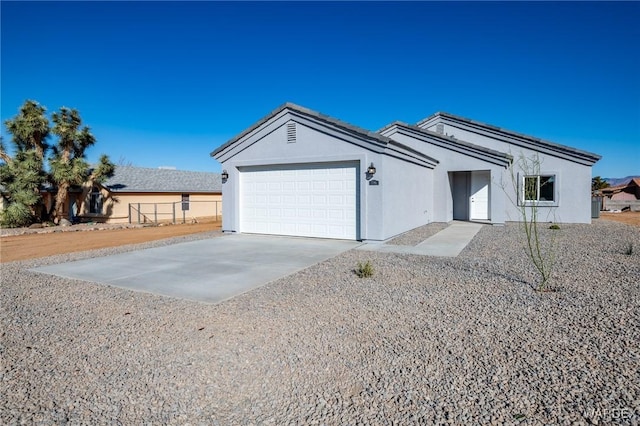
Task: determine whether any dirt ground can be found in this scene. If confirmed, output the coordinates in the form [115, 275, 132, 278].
[1, 221, 221, 263]
[599, 211, 640, 227]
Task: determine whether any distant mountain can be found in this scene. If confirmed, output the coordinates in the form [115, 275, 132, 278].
[604, 176, 640, 187]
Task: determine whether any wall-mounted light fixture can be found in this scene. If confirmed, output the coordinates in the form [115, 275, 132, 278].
[366, 163, 376, 175]
[221, 169, 229, 181]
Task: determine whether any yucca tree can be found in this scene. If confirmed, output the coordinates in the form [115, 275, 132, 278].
[591, 176, 610, 192]
[76, 154, 115, 215]
[2, 100, 114, 227]
[0, 147, 47, 227]
[4, 100, 50, 160]
[1, 100, 50, 227]
[50, 107, 114, 222]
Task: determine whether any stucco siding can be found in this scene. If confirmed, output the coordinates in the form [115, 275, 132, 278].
[79, 192, 222, 224]
[218, 118, 434, 240]
[379, 155, 433, 239]
[386, 131, 508, 223]
[220, 119, 378, 238]
[420, 121, 594, 223]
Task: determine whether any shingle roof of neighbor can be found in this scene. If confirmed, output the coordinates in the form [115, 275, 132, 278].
[103, 166, 221, 193]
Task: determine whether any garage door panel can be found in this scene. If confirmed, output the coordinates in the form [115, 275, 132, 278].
[240, 163, 357, 240]
[298, 208, 312, 218]
[328, 181, 344, 191]
[298, 195, 311, 205]
[328, 209, 345, 220]
[297, 181, 311, 191]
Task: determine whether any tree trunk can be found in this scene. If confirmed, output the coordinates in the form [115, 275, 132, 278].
[52, 181, 70, 224]
[0, 150, 12, 164]
[76, 180, 94, 218]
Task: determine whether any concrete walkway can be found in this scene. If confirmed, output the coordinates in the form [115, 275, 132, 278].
[357, 221, 483, 257]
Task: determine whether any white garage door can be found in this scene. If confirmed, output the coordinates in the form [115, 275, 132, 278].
[240, 163, 358, 240]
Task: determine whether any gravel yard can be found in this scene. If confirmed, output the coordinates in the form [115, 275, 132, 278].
[2, 221, 639, 424]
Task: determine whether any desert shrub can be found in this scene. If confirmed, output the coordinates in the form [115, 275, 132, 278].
[625, 242, 634, 256]
[0, 202, 33, 228]
[355, 260, 374, 278]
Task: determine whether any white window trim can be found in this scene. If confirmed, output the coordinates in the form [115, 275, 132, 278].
[519, 172, 559, 207]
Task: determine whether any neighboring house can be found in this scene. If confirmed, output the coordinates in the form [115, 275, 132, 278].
[600, 178, 640, 211]
[211, 103, 601, 241]
[71, 166, 222, 224]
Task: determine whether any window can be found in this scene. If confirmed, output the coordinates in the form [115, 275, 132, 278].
[522, 175, 556, 204]
[90, 186, 103, 214]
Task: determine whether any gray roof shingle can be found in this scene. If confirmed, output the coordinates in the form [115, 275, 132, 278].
[380, 121, 512, 165]
[103, 166, 221, 193]
[211, 102, 395, 158]
[211, 102, 437, 164]
[419, 111, 601, 164]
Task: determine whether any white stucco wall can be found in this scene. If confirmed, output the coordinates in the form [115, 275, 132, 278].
[382, 130, 509, 224]
[217, 113, 434, 241]
[421, 121, 594, 223]
[378, 154, 434, 239]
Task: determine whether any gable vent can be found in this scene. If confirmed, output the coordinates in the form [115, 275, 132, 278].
[436, 123, 444, 135]
[287, 122, 297, 143]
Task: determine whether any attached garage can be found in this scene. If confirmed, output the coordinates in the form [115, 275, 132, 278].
[239, 162, 358, 239]
[211, 103, 440, 241]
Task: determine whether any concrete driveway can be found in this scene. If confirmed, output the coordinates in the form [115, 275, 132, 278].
[32, 234, 360, 304]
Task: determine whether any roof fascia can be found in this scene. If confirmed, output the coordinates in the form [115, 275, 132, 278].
[386, 123, 512, 168]
[212, 103, 395, 161]
[213, 110, 392, 164]
[423, 113, 601, 166]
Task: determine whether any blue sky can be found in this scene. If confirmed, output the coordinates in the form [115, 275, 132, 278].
[2, 1, 638, 178]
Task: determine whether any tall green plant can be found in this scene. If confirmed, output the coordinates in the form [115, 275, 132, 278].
[505, 152, 557, 291]
[591, 176, 610, 192]
[1, 100, 114, 227]
[0, 149, 47, 227]
[49, 107, 114, 223]
[1, 101, 50, 227]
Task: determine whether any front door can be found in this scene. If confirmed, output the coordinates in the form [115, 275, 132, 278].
[470, 171, 490, 221]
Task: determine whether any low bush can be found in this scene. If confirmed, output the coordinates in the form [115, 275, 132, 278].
[625, 242, 634, 256]
[355, 260, 374, 278]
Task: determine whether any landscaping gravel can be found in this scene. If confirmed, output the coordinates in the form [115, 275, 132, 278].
[2, 220, 639, 425]
[387, 222, 450, 246]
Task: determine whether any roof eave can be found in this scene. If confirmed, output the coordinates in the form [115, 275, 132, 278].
[423, 112, 601, 165]
[212, 103, 396, 161]
[388, 122, 512, 166]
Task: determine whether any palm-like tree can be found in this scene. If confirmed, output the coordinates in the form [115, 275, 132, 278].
[50, 108, 98, 222]
[4, 100, 50, 160]
[1, 101, 50, 226]
[49, 107, 114, 222]
[2, 100, 114, 227]
[592, 176, 610, 193]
